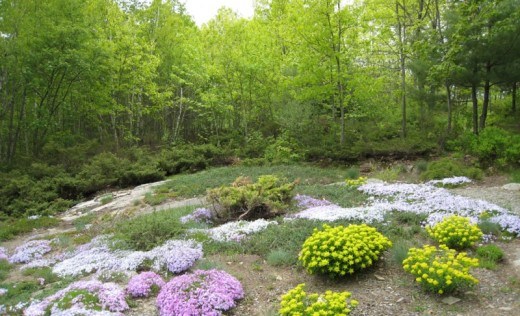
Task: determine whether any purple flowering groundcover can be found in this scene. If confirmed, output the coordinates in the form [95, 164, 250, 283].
[156, 269, 244, 316]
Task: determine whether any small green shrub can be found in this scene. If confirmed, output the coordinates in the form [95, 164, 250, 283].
[420, 157, 483, 181]
[476, 244, 504, 270]
[100, 194, 114, 205]
[207, 175, 295, 222]
[345, 166, 360, 180]
[279, 283, 358, 316]
[478, 220, 502, 237]
[264, 134, 301, 164]
[390, 239, 414, 266]
[111, 211, 185, 251]
[403, 244, 479, 294]
[426, 215, 483, 249]
[299, 224, 392, 277]
[415, 160, 428, 173]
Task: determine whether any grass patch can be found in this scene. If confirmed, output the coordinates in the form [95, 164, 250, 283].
[0, 216, 60, 241]
[156, 165, 353, 198]
[345, 166, 360, 179]
[72, 213, 97, 232]
[143, 192, 171, 206]
[510, 169, 520, 183]
[0, 260, 12, 282]
[109, 206, 195, 251]
[21, 267, 60, 284]
[476, 244, 504, 270]
[295, 184, 367, 208]
[373, 167, 401, 182]
[99, 194, 114, 205]
[266, 249, 295, 266]
[193, 258, 225, 271]
[0, 280, 40, 307]
[389, 239, 414, 266]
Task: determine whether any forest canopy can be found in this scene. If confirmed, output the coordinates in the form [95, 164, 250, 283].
[0, 0, 519, 216]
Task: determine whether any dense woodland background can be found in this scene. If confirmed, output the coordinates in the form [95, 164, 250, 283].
[0, 0, 519, 217]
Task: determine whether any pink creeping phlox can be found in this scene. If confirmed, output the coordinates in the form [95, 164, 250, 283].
[24, 280, 128, 316]
[126, 271, 165, 298]
[156, 269, 244, 316]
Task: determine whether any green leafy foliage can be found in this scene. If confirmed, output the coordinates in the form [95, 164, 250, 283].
[0, 216, 60, 241]
[426, 215, 483, 249]
[299, 224, 392, 277]
[420, 158, 483, 181]
[476, 244, 504, 270]
[207, 175, 295, 222]
[279, 283, 358, 316]
[403, 245, 479, 294]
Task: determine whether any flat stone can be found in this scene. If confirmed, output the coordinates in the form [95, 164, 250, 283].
[502, 183, 520, 191]
[374, 274, 385, 281]
[498, 307, 512, 311]
[441, 296, 461, 305]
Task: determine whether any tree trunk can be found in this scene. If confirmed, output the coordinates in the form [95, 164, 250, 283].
[479, 63, 491, 130]
[446, 83, 452, 134]
[471, 83, 479, 135]
[397, 1, 407, 138]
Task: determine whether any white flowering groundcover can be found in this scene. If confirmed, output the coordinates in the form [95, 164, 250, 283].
[291, 178, 520, 235]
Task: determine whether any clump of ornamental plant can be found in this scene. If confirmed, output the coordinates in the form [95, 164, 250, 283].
[156, 269, 244, 316]
[126, 271, 165, 298]
[207, 175, 295, 223]
[299, 224, 392, 277]
[279, 283, 358, 316]
[345, 176, 367, 189]
[426, 215, 483, 249]
[403, 244, 479, 294]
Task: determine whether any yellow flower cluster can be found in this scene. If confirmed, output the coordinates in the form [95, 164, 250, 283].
[427, 215, 483, 249]
[299, 224, 392, 277]
[403, 244, 479, 294]
[279, 283, 358, 316]
[345, 177, 367, 188]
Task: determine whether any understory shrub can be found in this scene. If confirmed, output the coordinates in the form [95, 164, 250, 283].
[426, 215, 483, 249]
[299, 224, 392, 277]
[403, 244, 479, 294]
[420, 157, 483, 181]
[207, 175, 295, 222]
[279, 283, 358, 316]
[156, 269, 244, 316]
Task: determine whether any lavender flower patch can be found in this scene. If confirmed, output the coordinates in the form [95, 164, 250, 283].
[21, 258, 57, 270]
[156, 269, 244, 316]
[191, 219, 277, 242]
[0, 288, 7, 296]
[0, 247, 8, 261]
[290, 180, 520, 237]
[180, 208, 213, 224]
[53, 237, 202, 277]
[294, 194, 333, 209]
[126, 271, 165, 298]
[426, 176, 472, 187]
[24, 280, 128, 316]
[9, 240, 52, 264]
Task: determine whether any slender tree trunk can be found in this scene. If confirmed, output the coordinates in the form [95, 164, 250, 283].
[471, 83, 479, 135]
[397, 1, 407, 138]
[479, 63, 491, 130]
[446, 83, 452, 133]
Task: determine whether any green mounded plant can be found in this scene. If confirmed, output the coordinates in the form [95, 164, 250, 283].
[415, 160, 428, 173]
[100, 194, 114, 205]
[111, 210, 187, 251]
[420, 157, 483, 181]
[279, 283, 358, 316]
[299, 224, 392, 277]
[426, 215, 483, 249]
[345, 166, 360, 180]
[476, 244, 504, 270]
[22, 267, 60, 284]
[403, 244, 479, 294]
[207, 175, 295, 222]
